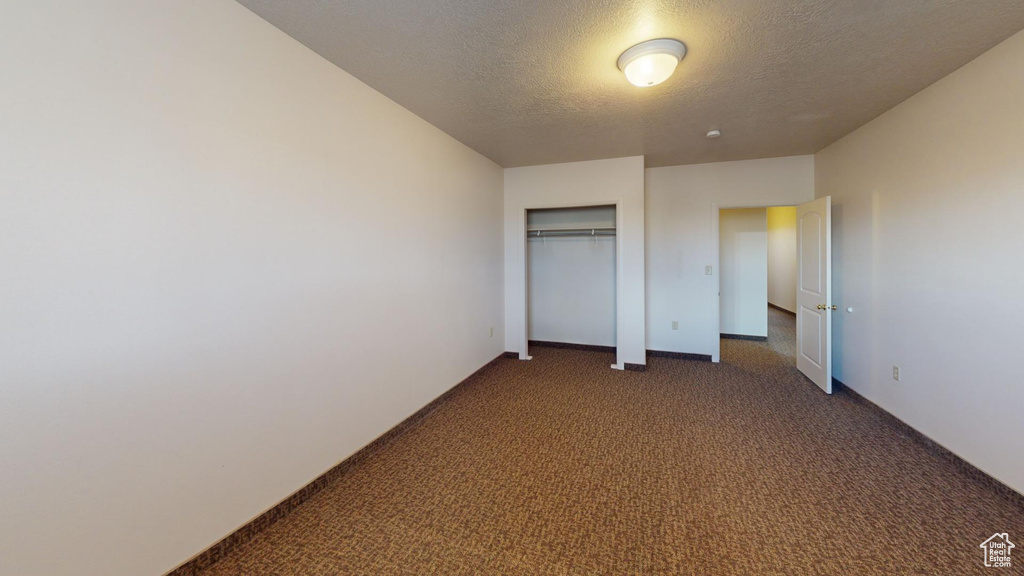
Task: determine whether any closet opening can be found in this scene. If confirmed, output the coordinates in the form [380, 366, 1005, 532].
[525, 205, 617, 363]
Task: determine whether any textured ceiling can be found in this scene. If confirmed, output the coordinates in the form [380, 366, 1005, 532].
[235, 0, 1024, 167]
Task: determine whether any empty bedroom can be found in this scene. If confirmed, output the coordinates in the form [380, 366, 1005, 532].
[2, 1, 1023, 574]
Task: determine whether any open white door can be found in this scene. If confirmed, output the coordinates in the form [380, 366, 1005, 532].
[796, 196, 832, 393]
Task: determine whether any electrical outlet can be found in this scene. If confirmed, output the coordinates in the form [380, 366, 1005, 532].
[892, 365, 900, 382]
[489, 327, 493, 338]
[671, 321, 679, 330]
[705, 265, 713, 276]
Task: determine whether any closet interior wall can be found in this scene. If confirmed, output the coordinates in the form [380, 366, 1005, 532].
[527, 206, 617, 348]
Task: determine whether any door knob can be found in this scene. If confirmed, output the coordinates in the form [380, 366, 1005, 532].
[816, 304, 825, 310]
[830, 305, 837, 311]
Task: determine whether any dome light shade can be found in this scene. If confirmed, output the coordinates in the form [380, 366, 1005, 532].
[617, 39, 686, 87]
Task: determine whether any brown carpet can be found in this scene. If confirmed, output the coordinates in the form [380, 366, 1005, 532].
[196, 309, 1023, 575]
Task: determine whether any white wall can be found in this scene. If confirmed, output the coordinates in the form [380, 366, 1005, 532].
[767, 206, 798, 313]
[646, 156, 814, 360]
[0, 2, 504, 575]
[719, 208, 768, 338]
[528, 207, 616, 346]
[504, 157, 645, 367]
[815, 29, 1024, 496]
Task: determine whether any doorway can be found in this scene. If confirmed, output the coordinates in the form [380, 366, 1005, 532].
[716, 199, 834, 393]
[718, 206, 798, 361]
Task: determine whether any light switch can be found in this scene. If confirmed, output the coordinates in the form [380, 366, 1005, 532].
[705, 265, 713, 275]
[672, 321, 679, 330]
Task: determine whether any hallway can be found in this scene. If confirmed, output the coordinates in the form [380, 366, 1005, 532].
[722, 305, 798, 364]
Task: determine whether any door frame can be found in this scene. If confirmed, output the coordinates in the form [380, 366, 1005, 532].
[711, 202, 797, 363]
[518, 200, 624, 368]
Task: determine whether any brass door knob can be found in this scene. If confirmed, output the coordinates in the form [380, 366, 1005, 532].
[816, 304, 825, 310]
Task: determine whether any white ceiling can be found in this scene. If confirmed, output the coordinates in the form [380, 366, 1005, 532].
[235, 0, 1024, 168]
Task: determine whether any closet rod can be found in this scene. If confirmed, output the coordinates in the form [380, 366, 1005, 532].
[526, 227, 616, 238]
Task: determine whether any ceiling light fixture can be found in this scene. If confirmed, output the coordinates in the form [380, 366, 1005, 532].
[617, 38, 687, 88]
[706, 129, 722, 139]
